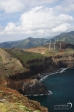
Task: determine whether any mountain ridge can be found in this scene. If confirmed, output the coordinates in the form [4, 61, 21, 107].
[49, 31, 74, 43]
[0, 37, 48, 48]
[0, 31, 74, 49]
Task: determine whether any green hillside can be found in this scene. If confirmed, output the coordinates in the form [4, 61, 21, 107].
[48, 31, 74, 44]
[5, 48, 44, 67]
[0, 37, 48, 49]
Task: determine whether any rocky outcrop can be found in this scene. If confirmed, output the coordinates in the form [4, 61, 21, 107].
[52, 54, 74, 68]
[7, 79, 49, 95]
[19, 79, 49, 95]
[8, 57, 56, 79]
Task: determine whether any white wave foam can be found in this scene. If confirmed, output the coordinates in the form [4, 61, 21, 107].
[49, 72, 58, 75]
[25, 91, 52, 96]
[40, 75, 49, 81]
[40, 71, 59, 81]
[59, 68, 68, 73]
[48, 90, 53, 95]
[40, 68, 68, 81]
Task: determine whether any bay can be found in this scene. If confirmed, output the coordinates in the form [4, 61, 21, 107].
[28, 68, 74, 112]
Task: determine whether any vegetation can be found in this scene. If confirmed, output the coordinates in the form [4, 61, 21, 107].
[6, 48, 44, 67]
[0, 102, 33, 112]
[0, 37, 48, 49]
[48, 31, 74, 44]
[0, 31, 74, 49]
[0, 55, 3, 62]
[0, 86, 46, 112]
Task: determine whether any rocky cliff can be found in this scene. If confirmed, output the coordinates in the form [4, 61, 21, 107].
[7, 78, 49, 95]
[52, 54, 74, 68]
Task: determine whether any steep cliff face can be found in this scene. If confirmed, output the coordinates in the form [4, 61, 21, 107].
[6, 57, 55, 96]
[7, 79, 49, 95]
[19, 79, 49, 95]
[52, 54, 74, 68]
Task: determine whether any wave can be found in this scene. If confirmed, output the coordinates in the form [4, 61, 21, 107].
[40, 71, 59, 81]
[25, 90, 52, 96]
[49, 71, 58, 75]
[59, 68, 68, 73]
[40, 75, 49, 81]
[40, 68, 68, 81]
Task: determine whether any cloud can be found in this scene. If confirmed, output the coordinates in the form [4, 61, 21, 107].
[0, 0, 25, 13]
[0, 6, 74, 40]
[20, 6, 54, 29]
[52, 23, 71, 33]
[55, 0, 74, 13]
[19, 6, 74, 36]
[0, 0, 74, 14]
[0, 0, 59, 13]
[4, 22, 16, 34]
[20, 7, 73, 28]
[23, 0, 59, 7]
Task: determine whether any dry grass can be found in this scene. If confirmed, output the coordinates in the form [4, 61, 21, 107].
[0, 86, 47, 112]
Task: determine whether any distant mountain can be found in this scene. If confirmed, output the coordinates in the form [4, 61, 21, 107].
[0, 37, 48, 48]
[47, 31, 74, 44]
[0, 31, 74, 49]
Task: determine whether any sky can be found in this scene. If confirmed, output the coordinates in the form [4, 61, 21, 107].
[0, 0, 74, 42]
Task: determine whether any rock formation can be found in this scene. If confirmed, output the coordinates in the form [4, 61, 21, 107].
[9, 79, 49, 95]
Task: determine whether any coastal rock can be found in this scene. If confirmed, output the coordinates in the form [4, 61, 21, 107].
[7, 79, 49, 95]
[20, 79, 49, 95]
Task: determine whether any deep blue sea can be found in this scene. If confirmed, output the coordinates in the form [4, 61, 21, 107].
[28, 68, 74, 112]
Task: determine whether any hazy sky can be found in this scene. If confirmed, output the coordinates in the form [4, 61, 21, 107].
[0, 0, 74, 42]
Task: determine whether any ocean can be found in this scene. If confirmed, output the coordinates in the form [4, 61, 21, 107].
[28, 68, 74, 112]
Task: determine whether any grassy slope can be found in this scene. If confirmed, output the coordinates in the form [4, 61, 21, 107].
[6, 48, 45, 67]
[0, 86, 47, 112]
[25, 42, 74, 57]
[0, 55, 3, 62]
[0, 48, 26, 79]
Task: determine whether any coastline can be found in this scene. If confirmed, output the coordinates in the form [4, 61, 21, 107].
[40, 68, 68, 82]
[25, 68, 68, 97]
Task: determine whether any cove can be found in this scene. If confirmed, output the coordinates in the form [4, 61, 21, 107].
[28, 68, 74, 112]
